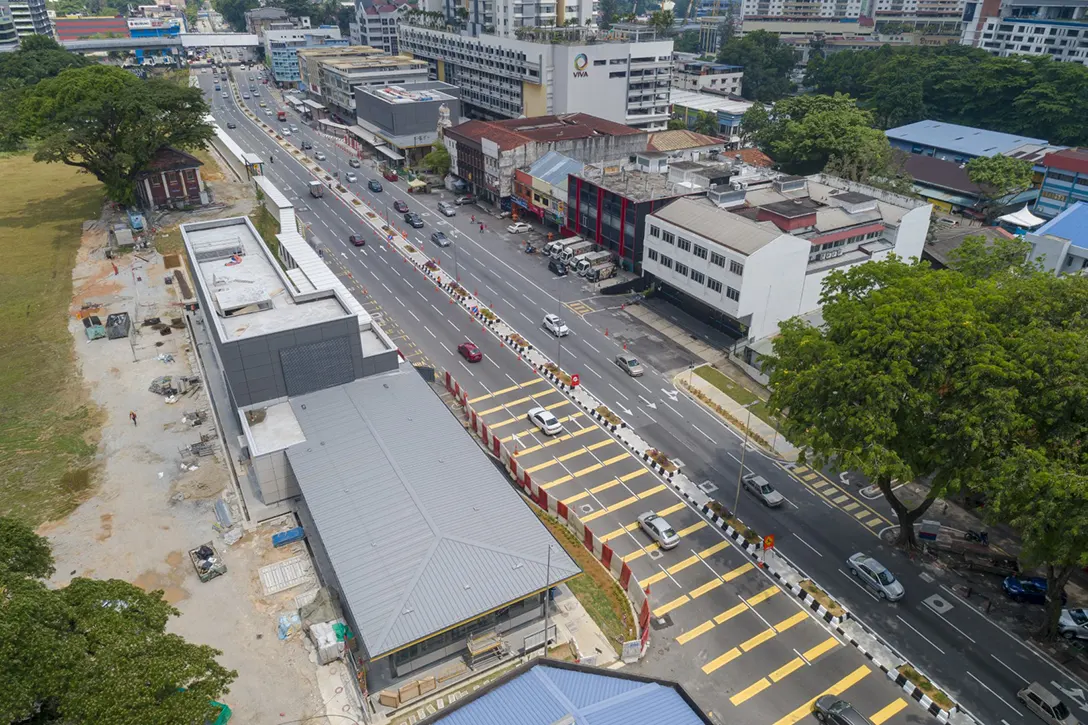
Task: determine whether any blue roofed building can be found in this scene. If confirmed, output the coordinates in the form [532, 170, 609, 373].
[1024, 201, 1088, 276]
[885, 121, 1047, 164]
[419, 658, 713, 725]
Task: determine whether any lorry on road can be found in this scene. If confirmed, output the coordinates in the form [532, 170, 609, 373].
[576, 250, 612, 276]
[559, 240, 595, 264]
[308, 180, 324, 198]
[548, 236, 584, 260]
[585, 261, 618, 282]
[277, 110, 287, 122]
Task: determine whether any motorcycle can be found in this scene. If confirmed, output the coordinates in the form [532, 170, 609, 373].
[964, 529, 989, 546]
[524, 244, 537, 254]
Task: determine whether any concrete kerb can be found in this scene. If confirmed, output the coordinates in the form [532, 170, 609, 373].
[697, 501, 979, 725]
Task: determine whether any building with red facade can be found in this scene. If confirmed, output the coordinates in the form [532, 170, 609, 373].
[134, 147, 207, 210]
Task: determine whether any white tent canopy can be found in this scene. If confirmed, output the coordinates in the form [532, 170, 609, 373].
[998, 205, 1046, 229]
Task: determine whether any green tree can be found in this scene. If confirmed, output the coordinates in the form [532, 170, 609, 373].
[213, 0, 257, 32]
[673, 30, 701, 53]
[422, 139, 451, 177]
[0, 35, 90, 150]
[598, 0, 618, 29]
[763, 258, 1023, 549]
[744, 93, 892, 176]
[691, 110, 719, 137]
[946, 234, 1032, 279]
[966, 154, 1034, 208]
[648, 9, 675, 35]
[667, 117, 688, 130]
[718, 30, 797, 102]
[0, 517, 237, 723]
[19, 65, 214, 205]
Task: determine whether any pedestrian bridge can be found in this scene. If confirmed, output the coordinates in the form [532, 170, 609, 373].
[62, 32, 259, 53]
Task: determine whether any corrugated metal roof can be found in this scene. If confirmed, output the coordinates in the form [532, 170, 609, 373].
[646, 130, 722, 153]
[527, 151, 584, 189]
[424, 661, 710, 725]
[885, 120, 1047, 158]
[286, 371, 580, 658]
[652, 196, 782, 255]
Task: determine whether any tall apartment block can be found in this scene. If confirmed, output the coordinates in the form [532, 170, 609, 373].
[0, 0, 51, 46]
[961, 0, 1088, 65]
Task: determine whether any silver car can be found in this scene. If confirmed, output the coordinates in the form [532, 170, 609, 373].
[314, 151, 326, 161]
[615, 353, 644, 377]
[637, 512, 680, 550]
[1018, 681, 1080, 725]
[1059, 608, 1088, 640]
[527, 406, 562, 436]
[847, 553, 904, 601]
[345, 172, 357, 183]
[742, 473, 784, 507]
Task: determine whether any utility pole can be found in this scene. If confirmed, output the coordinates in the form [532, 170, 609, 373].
[733, 402, 756, 516]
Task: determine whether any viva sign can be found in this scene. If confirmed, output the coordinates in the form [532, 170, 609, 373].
[572, 53, 589, 78]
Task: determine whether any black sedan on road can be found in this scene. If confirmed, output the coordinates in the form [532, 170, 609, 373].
[404, 212, 424, 229]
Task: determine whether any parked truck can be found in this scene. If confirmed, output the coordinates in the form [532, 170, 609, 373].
[548, 236, 584, 259]
[560, 240, 596, 264]
[576, 250, 612, 276]
[308, 180, 324, 198]
[586, 261, 618, 282]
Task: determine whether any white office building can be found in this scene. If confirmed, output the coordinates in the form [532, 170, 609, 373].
[398, 23, 673, 129]
[961, 0, 1088, 64]
[350, 0, 410, 54]
[641, 175, 931, 350]
[449, 0, 596, 37]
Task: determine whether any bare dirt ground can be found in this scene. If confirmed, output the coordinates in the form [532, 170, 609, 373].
[40, 157, 326, 724]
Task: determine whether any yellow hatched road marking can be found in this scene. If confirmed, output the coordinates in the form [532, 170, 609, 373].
[702, 647, 741, 674]
[500, 412, 585, 442]
[740, 628, 776, 652]
[572, 462, 603, 478]
[516, 426, 596, 455]
[842, 502, 859, 512]
[870, 700, 908, 725]
[746, 586, 780, 606]
[642, 570, 667, 587]
[724, 562, 755, 581]
[619, 468, 648, 482]
[467, 377, 543, 403]
[679, 520, 708, 537]
[676, 619, 715, 644]
[625, 520, 708, 562]
[803, 473, 820, 481]
[855, 510, 871, 519]
[489, 416, 520, 430]
[680, 585, 781, 646]
[771, 666, 870, 725]
[689, 578, 722, 600]
[714, 601, 749, 625]
[654, 594, 690, 617]
[793, 466, 811, 474]
[731, 678, 772, 706]
[638, 483, 667, 500]
[833, 495, 850, 504]
[657, 502, 687, 516]
[867, 518, 884, 527]
[599, 522, 639, 543]
[544, 400, 571, 411]
[541, 475, 573, 490]
[582, 496, 637, 523]
[591, 479, 621, 495]
[803, 636, 840, 661]
[476, 387, 557, 415]
[527, 458, 561, 474]
[769, 657, 806, 683]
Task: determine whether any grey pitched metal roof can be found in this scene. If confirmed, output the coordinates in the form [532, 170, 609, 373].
[527, 151, 584, 189]
[652, 196, 783, 255]
[286, 371, 581, 659]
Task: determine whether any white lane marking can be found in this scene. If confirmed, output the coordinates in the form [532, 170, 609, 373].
[395, 296, 405, 307]
[583, 341, 601, 354]
[447, 318, 459, 331]
[838, 568, 879, 601]
[792, 533, 823, 558]
[608, 383, 629, 401]
[502, 298, 514, 308]
[990, 654, 1029, 684]
[520, 312, 534, 323]
[640, 409, 658, 424]
[431, 304, 443, 316]
[382, 282, 392, 293]
[459, 360, 475, 376]
[522, 293, 534, 304]
[896, 615, 945, 654]
[923, 600, 977, 643]
[966, 672, 1021, 714]
[662, 400, 681, 416]
[423, 325, 437, 339]
[417, 291, 427, 301]
[408, 310, 420, 322]
[691, 424, 717, 444]
[634, 378, 653, 393]
[486, 285, 498, 295]
[585, 364, 602, 378]
[564, 348, 577, 360]
[487, 356, 500, 369]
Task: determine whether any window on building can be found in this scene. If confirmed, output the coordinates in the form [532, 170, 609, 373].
[594, 59, 606, 66]
[725, 286, 740, 302]
[690, 270, 705, 284]
[729, 260, 744, 275]
[610, 71, 627, 78]
[659, 255, 673, 269]
[649, 224, 659, 237]
[707, 277, 722, 293]
[693, 244, 708, 259]
[661, 231, 675, 244]
[1049, 171, 1076, 183]
[675, 262, 689, 276]
[647, 248, 659, 262]
[676, 237, 691, 252]
[710, 251, 726, 267]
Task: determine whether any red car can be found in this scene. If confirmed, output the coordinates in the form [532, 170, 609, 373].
[349, 234, 365, 247]
[393, 200, 409, 214]
[458, 342, 482, 362]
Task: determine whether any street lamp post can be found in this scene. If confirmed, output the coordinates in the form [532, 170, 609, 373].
[556, 283, 563, 371]
[733, 401, 757, 517]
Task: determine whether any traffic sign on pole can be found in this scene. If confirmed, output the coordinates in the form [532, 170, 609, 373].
[763, 534, 775, 551]
[571, 374, 580, 387]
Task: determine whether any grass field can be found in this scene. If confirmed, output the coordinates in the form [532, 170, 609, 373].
[0, 153, 105, 523]
[535, 510, 635, 654]
[693, 364, 779, 431]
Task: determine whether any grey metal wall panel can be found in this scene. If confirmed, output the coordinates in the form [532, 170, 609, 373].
[280, 336, 355, 397]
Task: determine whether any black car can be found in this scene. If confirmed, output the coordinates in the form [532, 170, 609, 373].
[226, 122, 236, 129]
[548, 258, 567, 276]
[812, 697, 873, 725]
[430, 231, 450, 247]
[393, 200, 409, 214]
[301, 141, 313, 150]
[404, 212, 424, 229]
[368, 179, 384, 193]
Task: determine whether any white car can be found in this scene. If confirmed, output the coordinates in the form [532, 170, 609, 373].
[345, 172, 357, 183]
[542, 314, 569, 337]
[265, 109, 272, 116]
[1059, 608, 1088, 640]
[637, 512, 680, 550]
[847, 552, 905, 601]
[742, 473, 784, 507]
[281, 128, 291, 136]
[527, 406, 562, 436]
[314, 152, 326, 161]
[290, 124, 299, 132]
[507, 222, 531, 234]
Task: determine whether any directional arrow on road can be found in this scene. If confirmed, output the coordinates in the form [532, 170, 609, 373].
[1053, 682, 1088, 712]
[618, 405, 633, 416]
[662, 389, 679, 401]
[639, 395, 657, 409]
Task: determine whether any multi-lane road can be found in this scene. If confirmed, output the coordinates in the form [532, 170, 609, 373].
[197, 67, 1088, 725]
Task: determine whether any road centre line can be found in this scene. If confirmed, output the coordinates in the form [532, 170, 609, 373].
[896, 615, 945, 655]
[966, 672, 1020, 713]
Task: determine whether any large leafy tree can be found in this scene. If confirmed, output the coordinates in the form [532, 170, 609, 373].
[422, 140, 451, 177]
[966, 154, 1034, 211]
[19, 65, 214, 205]
[213, 0, 258, 32]
[0, 517, 238, 723]
[0, 36, 90, 150]
[743, 93, 893, 176]
[805, 44, 1088, 145]
[718, 30, 797, 102]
